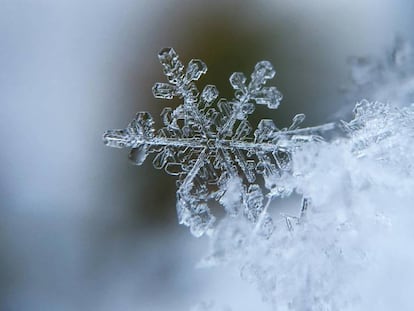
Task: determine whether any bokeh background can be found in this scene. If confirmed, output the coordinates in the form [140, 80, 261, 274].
[1, 1, 413, 310]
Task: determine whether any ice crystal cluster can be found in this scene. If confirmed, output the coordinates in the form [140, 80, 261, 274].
[104, 46, 414, 310]
[203, 100, 414, 310]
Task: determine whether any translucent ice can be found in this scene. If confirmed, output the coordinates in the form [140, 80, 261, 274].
[104, 48, 334, 237]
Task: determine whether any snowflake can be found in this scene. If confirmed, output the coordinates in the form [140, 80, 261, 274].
[103, 48, 334, 237]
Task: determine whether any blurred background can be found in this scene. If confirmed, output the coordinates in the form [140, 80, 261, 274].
[1, 0, 413, 310]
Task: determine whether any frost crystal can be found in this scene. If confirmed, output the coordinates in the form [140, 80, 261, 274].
[103, 48, 334, 237]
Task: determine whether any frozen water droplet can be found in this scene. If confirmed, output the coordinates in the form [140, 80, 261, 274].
[129, 144, 148, 166]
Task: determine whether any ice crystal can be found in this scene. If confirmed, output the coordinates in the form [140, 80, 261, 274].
[103, 48, 334, 237]
[340, 100, 414, 169]
[201, 100, 414, 310]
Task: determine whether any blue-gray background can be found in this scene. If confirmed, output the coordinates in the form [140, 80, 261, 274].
[1, 1, 413, 310]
